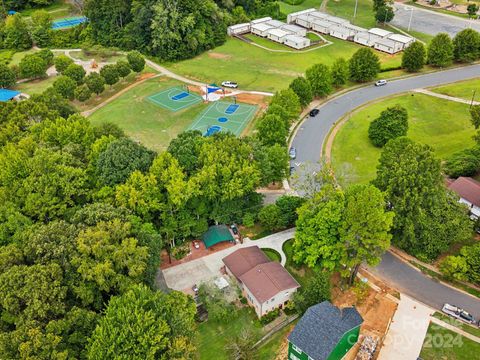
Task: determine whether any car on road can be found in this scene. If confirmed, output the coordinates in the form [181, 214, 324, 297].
[289, 147, 297, 159]
[222, 81, 238, 88]
[442, 303, 478, 325]
[375, 79, 387, 87]
[309, 108, 319, 117]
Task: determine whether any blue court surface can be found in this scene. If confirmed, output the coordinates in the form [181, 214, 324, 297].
[52, 16, 87, 30]
[188, 101, 258, 136]
[148, 86, 203, 112]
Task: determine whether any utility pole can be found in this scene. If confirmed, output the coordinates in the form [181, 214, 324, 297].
[407, 6, 414, 31]
[354, 0, 358, 22]
[471, 89, 477, 108]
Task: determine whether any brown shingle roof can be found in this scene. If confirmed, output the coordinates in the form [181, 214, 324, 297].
[448, 177, 480, 207]
[222, 246, 270, 279]
[239, 262, 300, 304]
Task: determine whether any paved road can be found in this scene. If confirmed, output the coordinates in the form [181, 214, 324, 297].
[392, 3, 480, 37]
[290, 64, 480, 178]
[368, 252, 480, 320]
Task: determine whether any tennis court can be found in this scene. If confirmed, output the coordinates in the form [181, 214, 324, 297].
[188, 101, 258, 136]
[52, 16, 87, 30]
[148, 86, 203, 112]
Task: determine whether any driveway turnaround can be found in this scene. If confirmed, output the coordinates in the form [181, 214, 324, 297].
[368, 252, 480, 319]
[290, 64, 480, 179]
[392, 3, 480, 37]
[378, 295, 433, 360]
[162, 228, 294, 291]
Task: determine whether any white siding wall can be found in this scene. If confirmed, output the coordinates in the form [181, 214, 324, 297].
[260, 288, 298, 316]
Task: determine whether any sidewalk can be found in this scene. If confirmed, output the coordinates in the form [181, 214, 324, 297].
[430, 316, 480, 343]
[414, 88, 480, 105]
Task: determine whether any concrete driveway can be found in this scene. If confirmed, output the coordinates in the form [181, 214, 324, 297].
[162, 228, 295, 291]
[392, 3, 480, 37]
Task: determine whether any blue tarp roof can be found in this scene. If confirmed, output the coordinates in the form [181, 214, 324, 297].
[8, 10, 17, 15]
[0, 89, 20, 102]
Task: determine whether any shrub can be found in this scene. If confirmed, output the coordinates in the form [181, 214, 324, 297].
[19, 54, 47, 79]
[85, 72, 105, 95]
[75, 84, 92, 102]
[127, 51, 146, 73]
[37, 49, 54, 66]
[260, 308, 280, 325]
[368, 105, 409, 147]
[100, 64, 120, 86]
[239, 297, 248, 305]
[242, 213, 256, 228]
[52, 75, 77, 100]
[258, 204, 283, 231]
[63, 63, 86, 84]
[440, 256, 469, 281]
[0, 64, 16, 88]
[54, 55, 74, 73]
[444, 147, 480, 178]
[115, 60, 131, 79]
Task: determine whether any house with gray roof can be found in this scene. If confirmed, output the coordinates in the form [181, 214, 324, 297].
[288, 301, 363, 360]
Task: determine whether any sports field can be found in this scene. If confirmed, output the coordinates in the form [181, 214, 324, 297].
[189, 101, 257, 136]
[148, 86, 203, 112]
[331, 92, 475, 185]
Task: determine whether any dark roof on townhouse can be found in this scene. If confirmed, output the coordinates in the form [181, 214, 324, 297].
[448, 176, 480, 207]
[288, 301, 363, 360]
[239, 261, 300, 304]
[222, 246, 270, 278]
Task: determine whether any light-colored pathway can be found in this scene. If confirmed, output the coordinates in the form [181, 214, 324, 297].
[414, 88, 480, 105]
[162, 228, 295, 291]
[378, 294, 433, 360]
[430, 316, 480, 343]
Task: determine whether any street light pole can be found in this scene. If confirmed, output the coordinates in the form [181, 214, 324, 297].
[354, 0, 358, 22]
[408, 7, 414, 32]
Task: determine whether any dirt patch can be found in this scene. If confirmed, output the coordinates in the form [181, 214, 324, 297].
[208, 52, 232, 60]
[138, 72, 156, 81]
[274, 323, 296, 360]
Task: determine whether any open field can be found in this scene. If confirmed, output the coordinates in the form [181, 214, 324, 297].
[279, 0, 322, 14]
[420, 322, 480, 359]
[88, 76, 209, 152]
[326, 0, 377, 28]
[15, 76, 57, 95]
[430, 78, 480, 102]
[331, 93, 475, 185]
[166, 37, 401, 92]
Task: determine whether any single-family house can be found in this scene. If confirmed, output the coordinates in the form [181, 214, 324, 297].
[354, 31, 380, 47]
[281, 24, 307, 37]
[368, 27, 393, 38]
[287, 8, 316, 24]
[374, 38, 400, 54]
[311, 19, 334, 34]
[387, 33, 415, 50]
[251, 22, 275, 37]
[227, 23, 251, 36]
[284, 34, 311, 49]
[288, 301, 363, 360]
[223, 246, 300, 318]
[448, 177, 480, 219]
[267, 28, 290, 43]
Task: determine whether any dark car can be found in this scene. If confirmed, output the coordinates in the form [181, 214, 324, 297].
[309, 108, 319, 117]
[289, 147, 297, 159]
[289, 166, 295, 175]
[230, 224, 239, 235]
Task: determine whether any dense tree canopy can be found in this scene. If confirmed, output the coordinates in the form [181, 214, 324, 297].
[428, 33, 454, 67]
[402, 42, 426, 72]
[349, 48, 380, 82]
[368, 105, 409, 147]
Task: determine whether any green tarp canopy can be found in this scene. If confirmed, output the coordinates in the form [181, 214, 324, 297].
[202, 225, 234, 248]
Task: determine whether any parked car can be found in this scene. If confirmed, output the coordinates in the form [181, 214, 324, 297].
[192, 284, 199, 295]
[222, 81, 238, 88]
[289, 147, 297, 159]
[289, 166, 295, 175]
[309, 108, 319, 117]
[375, 79, 387, 87]
[442, 303, 478, 325]
[230, 224, 239, 235]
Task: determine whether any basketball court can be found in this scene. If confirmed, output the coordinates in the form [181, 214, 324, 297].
[188, 101, 257, 136]
[148, 86, 203, 112]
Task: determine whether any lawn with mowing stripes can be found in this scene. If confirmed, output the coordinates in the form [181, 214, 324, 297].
[430, 78, 480, 102]
[331, 92, 475, 186]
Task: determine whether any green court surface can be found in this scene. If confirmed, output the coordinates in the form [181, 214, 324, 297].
[148, 86, 203, 112]
[188, 101, 258, 136]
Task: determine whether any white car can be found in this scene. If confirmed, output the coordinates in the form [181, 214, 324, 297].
[375, 79, 387, 87]
[442, 303, 478, 325]
[222, 81, 238, 89]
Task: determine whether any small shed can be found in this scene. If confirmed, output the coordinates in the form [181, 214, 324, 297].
[0, 89, 20, 102]
[265, 19, 285, 28]
[267, 28, 290, 43]
[311, 19, 334, 34]
[288, 301, 363, 360]
[374, 38, 400, 54]
[202, 225, 235, 249]
[251, 17, 272, 25]
[354, 31, 380, 47]
[287, 8, 316, 24]
[281, 24, 307, 37]
[368, 27, 393, 38]
[251, 22, 274, 37]
[284, 34, 311, 49]
[227, 23, 251, 36]
[387, 33, 415, 50]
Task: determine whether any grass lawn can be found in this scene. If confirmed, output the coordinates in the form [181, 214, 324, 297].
[257, 320, 298, 360]
[9, 49, 39, 66]
[432, 312, 480, 338]
[69, 49, 127, 63]
[262, 248, 282, 262]
[420, 322, 480, 360]
[20, 0, 73, 18]
[430, 78, 480, 102]
[88, 76, 209, 152]
[283, 239, 317, 287]
[331, 93, 475, 186]
[197, 307, 262, 360]
[166, 37, 401, 92]
[14, 76, 58, 95]
[326, 0, 377, 28]
[279, 0, 323, 13]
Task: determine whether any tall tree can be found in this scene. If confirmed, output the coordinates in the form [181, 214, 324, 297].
[0, 64, 16, 88]
[289, 76, 313, 108]
[453, 29, 480, 63]
[349, 48, 380, 83]
[331, 57, 349, 86]
[428, 33, 454, 67]
[256, 114, 288, 147]
[402, 42, 426, 72]
[368, 105, 409, 147]
[305, 63, 333, 97]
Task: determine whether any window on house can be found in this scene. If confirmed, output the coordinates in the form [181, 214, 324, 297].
[292, 344, 302, 354]
[290, 354, 300, 360]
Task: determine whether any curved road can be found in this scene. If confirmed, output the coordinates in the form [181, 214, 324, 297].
[291, 64, 480, 318]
